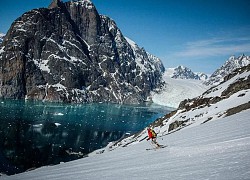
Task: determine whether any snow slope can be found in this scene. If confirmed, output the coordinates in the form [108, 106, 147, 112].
[152, 72, 208, 108]
[3, 110, 250, 180]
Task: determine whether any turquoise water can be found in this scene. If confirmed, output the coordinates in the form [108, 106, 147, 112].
[0, 99, 173, 175]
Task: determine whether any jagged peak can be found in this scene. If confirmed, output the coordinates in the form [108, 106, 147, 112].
[48, 0, 63, 9]
[228, 54, 249, 61]
[176, 65, 188, 70]
[228, 55, 236, 60]
[69, 0, 94, 10]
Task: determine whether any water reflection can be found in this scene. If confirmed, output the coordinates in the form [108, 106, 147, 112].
[0, 100, 173, 175]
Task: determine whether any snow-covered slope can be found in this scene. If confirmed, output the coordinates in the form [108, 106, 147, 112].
[165, 66, 208, 80]
[151, 72, 208, 108]
[205, 54, 250, 86]
[3, 110, 250, 180]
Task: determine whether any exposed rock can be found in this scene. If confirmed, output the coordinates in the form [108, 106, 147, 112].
[221, 76, 250, 98]
[226, 101, 250, 117]
[150, 110, 177, 128]
[178, 97, 211, 112]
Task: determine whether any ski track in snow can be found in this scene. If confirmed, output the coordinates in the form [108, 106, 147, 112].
[3, 110, 250, 180]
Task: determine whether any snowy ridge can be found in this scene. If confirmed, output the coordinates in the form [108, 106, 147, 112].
[205, 54, 250, 86]
[125, 37, 137, 49]
[146, 52, 165, 73]
[125, 36, 165, 73]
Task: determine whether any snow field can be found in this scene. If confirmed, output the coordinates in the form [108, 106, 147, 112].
[152, 75, 208, 108]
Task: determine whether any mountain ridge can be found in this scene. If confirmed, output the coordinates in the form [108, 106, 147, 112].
[204, 54, 250, 86]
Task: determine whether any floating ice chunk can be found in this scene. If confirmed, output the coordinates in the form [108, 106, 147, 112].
[54, 112, 64, 116]
[54, 123, 61, 127]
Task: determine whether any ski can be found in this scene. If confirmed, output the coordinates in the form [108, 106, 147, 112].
[146, 145, 167, 151]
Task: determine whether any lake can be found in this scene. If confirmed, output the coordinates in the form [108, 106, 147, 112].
[0, 99, 173, 175]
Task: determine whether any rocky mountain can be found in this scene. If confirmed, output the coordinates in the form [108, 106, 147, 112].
[165, 65, 208, 80]
[0, 33, 5, 44]
[204, 54, 250, 86]
[0, 0, 164, 104]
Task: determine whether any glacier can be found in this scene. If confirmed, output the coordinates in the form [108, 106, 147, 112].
[151, 71, 208, 108]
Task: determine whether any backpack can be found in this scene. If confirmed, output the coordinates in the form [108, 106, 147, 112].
[151, 129, 157, 138]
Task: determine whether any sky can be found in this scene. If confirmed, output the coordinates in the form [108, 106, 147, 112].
[0, 0, 250, 74]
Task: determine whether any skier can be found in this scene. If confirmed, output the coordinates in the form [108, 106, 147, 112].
[147, 128, 161, 148]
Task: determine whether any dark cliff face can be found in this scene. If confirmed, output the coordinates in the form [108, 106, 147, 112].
[0, 0, 164, 104]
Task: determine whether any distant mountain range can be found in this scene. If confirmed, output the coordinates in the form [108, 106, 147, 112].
[165, 54, 250, 86]
[165, 65, 209, 81]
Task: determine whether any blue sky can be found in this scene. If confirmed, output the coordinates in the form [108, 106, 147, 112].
[0, 0, 250, 74]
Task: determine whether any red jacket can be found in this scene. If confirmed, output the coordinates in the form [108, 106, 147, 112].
[147, 128, 154, 140]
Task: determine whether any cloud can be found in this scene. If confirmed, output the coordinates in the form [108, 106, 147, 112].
[174, 36, 250, 58]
